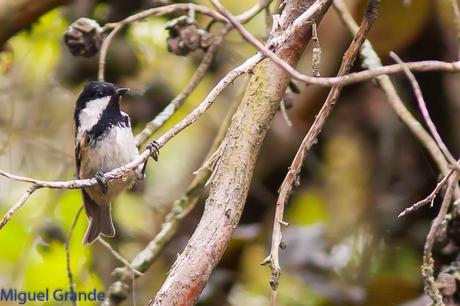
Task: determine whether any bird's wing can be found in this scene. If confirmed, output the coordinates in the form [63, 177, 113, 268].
[75, 131, 90, 179]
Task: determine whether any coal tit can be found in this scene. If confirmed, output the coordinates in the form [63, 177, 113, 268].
[74, 81, 158, 244]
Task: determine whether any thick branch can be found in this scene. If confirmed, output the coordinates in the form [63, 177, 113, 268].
[148, 1, 332, 305]
[0, 0, 68, 46]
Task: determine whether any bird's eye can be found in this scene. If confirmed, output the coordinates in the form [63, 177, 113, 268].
[96, 91, 104, 98]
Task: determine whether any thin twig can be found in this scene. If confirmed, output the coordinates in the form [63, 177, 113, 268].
[390, 52, 456, 164]
[265, 1, 380, 304]
[97, 237, 143, 276]
[0, 185, 38, 230]
[422, 174, 458, 305]
[65, 206, 83, 306]
[399, 170, 455, 218]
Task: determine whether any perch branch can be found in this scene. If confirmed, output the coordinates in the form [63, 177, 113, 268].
[0, 51, 263, 231]
[0, 185, 38, 230]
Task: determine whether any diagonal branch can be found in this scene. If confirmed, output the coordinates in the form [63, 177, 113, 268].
[265, 0, 380, 304]
[390, 52, 456, 164]
[148, 0, 332, 304]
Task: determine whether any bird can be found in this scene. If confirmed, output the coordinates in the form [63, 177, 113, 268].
[74, 81, 158, 244]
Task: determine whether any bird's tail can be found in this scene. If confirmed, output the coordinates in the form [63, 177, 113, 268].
[82, 190, 115, 244]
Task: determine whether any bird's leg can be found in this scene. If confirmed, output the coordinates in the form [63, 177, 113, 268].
[141, 140, 160, 179]
[95, 171, 108, 194]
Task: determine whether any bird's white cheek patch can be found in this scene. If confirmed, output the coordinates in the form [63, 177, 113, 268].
[78, 96, 111, 133]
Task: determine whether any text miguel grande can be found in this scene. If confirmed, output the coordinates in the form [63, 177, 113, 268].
[0, 288, 105, 304]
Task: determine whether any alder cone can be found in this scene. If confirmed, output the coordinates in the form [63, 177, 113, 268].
[165, 16, 212, 56]
[64, 17, 102, 57]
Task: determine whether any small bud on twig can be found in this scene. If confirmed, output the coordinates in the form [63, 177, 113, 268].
[64, 18, 103, 57]
[165, 16, 213, 56]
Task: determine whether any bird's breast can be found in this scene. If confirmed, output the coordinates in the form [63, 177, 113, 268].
[84, 126, 139, 174]
[79, 125, 140, 205]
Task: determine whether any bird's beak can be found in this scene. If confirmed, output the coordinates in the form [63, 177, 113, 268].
[116, 88, 129, 96]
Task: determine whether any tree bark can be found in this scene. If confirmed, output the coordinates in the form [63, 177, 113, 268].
[0, 0, 68, 47]
[148, 0, 332, 305]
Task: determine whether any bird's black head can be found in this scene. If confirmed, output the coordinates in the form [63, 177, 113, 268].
[74, 81, 129, 125]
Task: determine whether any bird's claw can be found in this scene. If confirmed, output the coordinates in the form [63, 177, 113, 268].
[141, 140, 160, 179]
[147, 140, 160, 161]
[95, 171, 108, 194]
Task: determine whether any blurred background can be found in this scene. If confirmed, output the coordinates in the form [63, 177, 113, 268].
[0, 0, 459, 305]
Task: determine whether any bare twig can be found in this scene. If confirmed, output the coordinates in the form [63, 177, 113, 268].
[65, 206, 83, 306]
[390, 52, 456, 164]
[332, 4, 459, 304]
[97, 237, 143, 277]
[422, 174, 458, 305]
[238, 0, 273, 24]
[0, 185, 38, 230]
[265, 1, 380, 304]
[399, 170, 455, 218]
